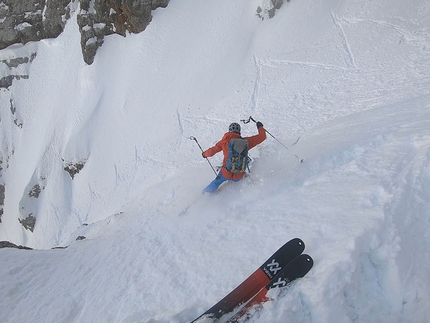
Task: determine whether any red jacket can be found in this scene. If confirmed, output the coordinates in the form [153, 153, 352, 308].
[203, 127, 267, 180]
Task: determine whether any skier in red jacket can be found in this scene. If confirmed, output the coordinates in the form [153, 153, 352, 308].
[202, 121, 266, 194]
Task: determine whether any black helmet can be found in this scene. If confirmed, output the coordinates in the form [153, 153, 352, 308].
[229, 122, 241, 134]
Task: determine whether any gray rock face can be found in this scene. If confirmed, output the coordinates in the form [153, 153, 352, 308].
[0, 0, 170, 65]
[0, 0, 71, 49]
[0, 53, 37, 89]
[0, 240, 32, 249]
[0, 183, 4, 223]
[63, 160, 86, 179]
[77, 0, 169, 64]
[257, 0, 290, 19]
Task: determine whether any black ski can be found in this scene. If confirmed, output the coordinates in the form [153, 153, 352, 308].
[192, 238, 305, 322]
[227, 254, 314, 323]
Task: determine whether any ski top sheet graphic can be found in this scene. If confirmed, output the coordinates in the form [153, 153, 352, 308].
[192, 238, 305, 322]
[227, 254, 314, 323]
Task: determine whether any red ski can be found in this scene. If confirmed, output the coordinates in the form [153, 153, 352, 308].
[192, 238, 305, 322]
[227, 254, 314, 323]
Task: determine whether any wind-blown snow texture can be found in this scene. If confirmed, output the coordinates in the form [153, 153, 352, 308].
[1, 0, 430, 322]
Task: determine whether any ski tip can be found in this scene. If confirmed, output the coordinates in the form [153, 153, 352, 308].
[292, 238, 305, 247]
[301, 254, 314, 267]
[304, 254, 313, 261]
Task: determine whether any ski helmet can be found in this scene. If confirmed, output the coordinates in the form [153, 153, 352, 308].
[228, 123, 241, 134]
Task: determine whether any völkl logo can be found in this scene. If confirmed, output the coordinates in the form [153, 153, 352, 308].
[264, 259, 282, 278]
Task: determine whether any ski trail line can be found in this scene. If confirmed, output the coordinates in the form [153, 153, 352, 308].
[331, 10, 357, 69]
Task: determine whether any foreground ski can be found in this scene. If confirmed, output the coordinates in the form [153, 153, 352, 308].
[227, 254, 314, 323]
[192, 238, 305, 322]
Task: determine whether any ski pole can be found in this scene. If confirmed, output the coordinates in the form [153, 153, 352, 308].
[190, 136, 218, 175]
[240, 116, 304, 163]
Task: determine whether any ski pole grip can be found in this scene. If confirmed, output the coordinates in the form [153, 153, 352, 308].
[190, 136, 218, 176]
[190, 136, 204, 153]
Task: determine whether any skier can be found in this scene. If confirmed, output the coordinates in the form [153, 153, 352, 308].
[202, 121, 266, 194]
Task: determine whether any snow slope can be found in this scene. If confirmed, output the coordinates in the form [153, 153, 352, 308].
[1, 0, 430, 322]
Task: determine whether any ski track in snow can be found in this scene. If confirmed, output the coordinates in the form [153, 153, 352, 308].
[330, 10, 357, 69]
[1, 0, 430, 322]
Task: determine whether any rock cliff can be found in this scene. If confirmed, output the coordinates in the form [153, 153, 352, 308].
[0, 0, 170, 65]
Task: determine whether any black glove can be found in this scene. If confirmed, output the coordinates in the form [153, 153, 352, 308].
[256, 121, 264, 129]
[202, 152, 206, 158]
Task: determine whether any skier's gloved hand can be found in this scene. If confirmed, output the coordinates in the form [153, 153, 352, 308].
[202, 152, 206, 158]
[256, 121, 264, 129]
